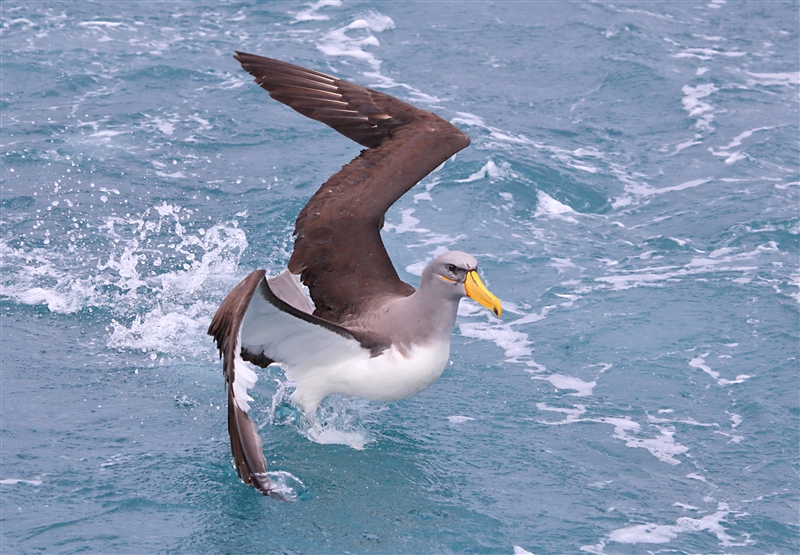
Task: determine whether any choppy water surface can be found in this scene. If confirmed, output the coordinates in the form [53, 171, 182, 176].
[1, 2, 798, 553]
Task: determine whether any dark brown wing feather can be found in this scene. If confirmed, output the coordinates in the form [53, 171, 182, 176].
[208, 270, 283, 498]
[234, 52, 471, 323]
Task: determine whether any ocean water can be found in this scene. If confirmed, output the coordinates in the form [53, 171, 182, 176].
[1, 1, 798, 553]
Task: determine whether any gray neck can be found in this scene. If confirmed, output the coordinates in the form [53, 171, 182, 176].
[389, 282, 460, 349]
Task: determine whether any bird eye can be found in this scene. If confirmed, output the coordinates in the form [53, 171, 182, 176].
[446, 264, 458, 274]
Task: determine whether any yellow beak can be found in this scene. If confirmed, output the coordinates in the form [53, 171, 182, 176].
[464, 270, 502, 317]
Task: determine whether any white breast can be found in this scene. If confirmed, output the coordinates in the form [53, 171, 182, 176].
[288, 340, 451, 413]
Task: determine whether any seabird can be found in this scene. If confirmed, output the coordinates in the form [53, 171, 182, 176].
[208, 52, 502, 497]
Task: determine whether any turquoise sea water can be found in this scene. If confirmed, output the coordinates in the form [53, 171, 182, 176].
[1, 2, 798, 553]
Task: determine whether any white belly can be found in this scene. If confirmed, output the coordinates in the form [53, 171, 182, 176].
[288, 341, 451, 413]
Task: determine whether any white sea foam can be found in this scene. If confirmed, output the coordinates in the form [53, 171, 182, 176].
[582, 502, 753, 552]
[548, 257, 579, 274]
[707, 126, 772, 164]
[667, 34, 746, 61]
[689, 352, 751, 386]
[150, 116, 175, 136]
[456, 159, 514, 183]
[452, 112, 536, 148]
[613, 422, 688, 465]
[672, 139, 702, 154]
[532, 374, 597, 397]
[0, 478, 42, 486]
[719, 127, 772, 150]
[538, 404, 689, 465]
[534, 191, 578, 223]
[458, 297, 610, 389]
[361, 70, 442, 105]
[595, 243, 775, 291]
[100, 453, 136, 468]
[78, 21, 125, 28]
[452, 111, 605, 177]
[536, 403, 587, 422]
[292, 0, 342, 22]
[5, 17, 36, 30]
[91, 129, 126, 140]
[646, 413, 716, 427]
[382, 208, 468, 276]
[447, 415, 475, 424]
[745, 71, 800, 87]
[787, 271, 800, 303]
[654, 177, 711, 194]
[450, 112, 486, 127]
[498, 192, 515, 211]
[316, 10, 394, 70]
[460, 321, 533, 364]
[383, 208, 429, 234]
[681, 83, 717, 130]
[714, 430, 744, 444]
[672, 47, 746, 60]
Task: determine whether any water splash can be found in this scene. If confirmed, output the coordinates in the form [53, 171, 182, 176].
[1, 201, 249, 360]
[266, 470, 308, 502]
[266, 378, 375, 449]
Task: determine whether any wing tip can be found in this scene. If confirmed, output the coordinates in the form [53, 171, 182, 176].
[227, 388, 290, 500]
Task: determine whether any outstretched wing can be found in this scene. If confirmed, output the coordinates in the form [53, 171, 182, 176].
[207, 270, 277, 496]
[234, 53, 471, 323]
[208, 269, 380, 494]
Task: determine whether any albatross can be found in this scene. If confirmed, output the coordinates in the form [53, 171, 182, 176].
[208, 52, 502, 497]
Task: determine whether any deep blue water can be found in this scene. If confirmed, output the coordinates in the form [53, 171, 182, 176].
[1, 1, 798, 553]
